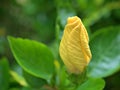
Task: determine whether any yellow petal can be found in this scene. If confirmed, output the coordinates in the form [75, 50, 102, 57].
[59, 16, 92, 74]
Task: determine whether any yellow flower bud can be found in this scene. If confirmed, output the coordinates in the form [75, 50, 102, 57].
[59, 16, 92, 74]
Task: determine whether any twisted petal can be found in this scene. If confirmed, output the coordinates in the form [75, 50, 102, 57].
[59, 16, 92, 74]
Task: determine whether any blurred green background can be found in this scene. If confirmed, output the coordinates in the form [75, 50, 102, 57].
[0, 0, 120, 90]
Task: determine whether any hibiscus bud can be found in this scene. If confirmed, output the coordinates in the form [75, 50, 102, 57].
[59, 16, 92, 74]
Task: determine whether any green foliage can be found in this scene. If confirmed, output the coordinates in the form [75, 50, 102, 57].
[23, 70, 47, 88]
[77, 78, 105, 90]
[8, 36, 55, 80]
[0, 0, 120, 90]
[0, 58, 9, 90]
[88, 26, 120, 78]
[10, 70, 28, 87]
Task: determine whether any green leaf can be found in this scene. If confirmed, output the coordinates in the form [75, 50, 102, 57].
[0, 58, 9, 90]
[8, 36, 55, 80]
[23, 70, 47, 88]
[77, 78, 105, 90]
[10, 70, 28, 86]
[88, 26, 120, 78]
